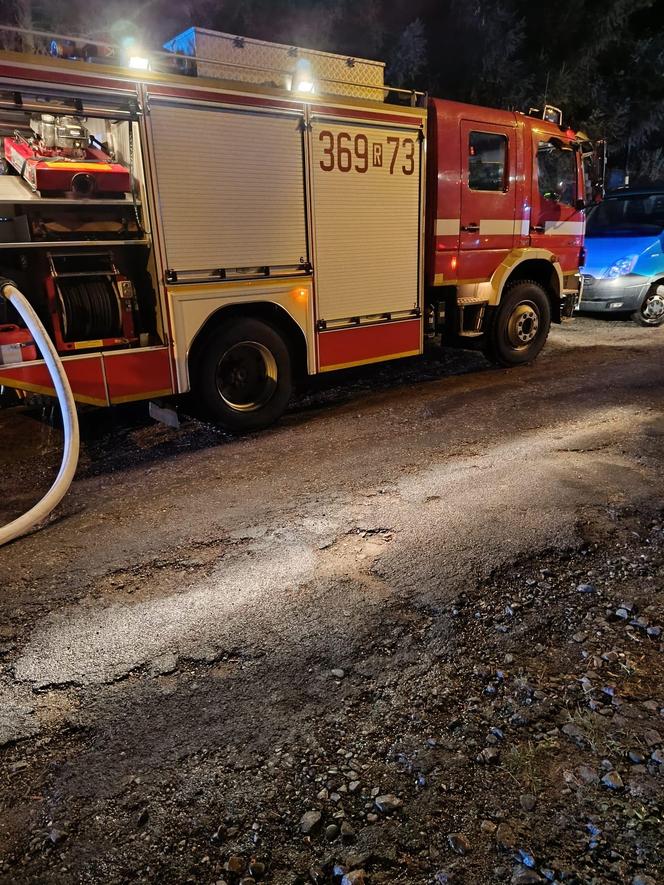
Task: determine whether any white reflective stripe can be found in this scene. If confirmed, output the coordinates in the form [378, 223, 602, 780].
[476, 219, 531, 236]
[544, 220, 585, 235]
[436, 217, 582, 238]
[478, 219, 524, 235]
[436, 218, 460, 236]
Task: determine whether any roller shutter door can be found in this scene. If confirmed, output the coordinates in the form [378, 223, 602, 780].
[148, 101, 308, 275]
[311, 120, 421, 323]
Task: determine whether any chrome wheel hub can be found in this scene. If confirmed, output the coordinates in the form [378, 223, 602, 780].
[507, 302, 540, 348]
[643, 292, 664, 321]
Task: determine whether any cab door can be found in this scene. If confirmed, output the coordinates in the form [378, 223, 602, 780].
[458, 121, 517, 281]
[529, 135, 584, 273]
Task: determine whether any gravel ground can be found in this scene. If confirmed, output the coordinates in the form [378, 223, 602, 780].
[0, 316, 663, 885]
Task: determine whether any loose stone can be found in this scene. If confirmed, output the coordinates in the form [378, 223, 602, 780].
[300, 811, 322, 834]
[511, 866, 544, 884]
[325, 823, 339, 841]
[226, 856, 246, 874]
[341, 871, 366, 885]
[374, 794, 402, 813]
[519, 794, 537, 812]
[601, 771, 624, 790]
[447, 832, 472, 855]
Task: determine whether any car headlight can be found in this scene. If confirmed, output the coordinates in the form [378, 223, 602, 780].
[605, 255, 638, 279]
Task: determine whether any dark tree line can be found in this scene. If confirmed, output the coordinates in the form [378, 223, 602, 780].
[2, 0, 664, 183]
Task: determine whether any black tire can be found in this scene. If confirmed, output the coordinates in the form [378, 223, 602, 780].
[484, 280, 551, 366]
[631, 283, 664, 327]
[194, 318, 292, 432]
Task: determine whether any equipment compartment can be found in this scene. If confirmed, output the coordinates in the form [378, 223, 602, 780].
[0, 87, 163, 363]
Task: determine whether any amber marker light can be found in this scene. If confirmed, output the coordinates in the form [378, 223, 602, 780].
[292, 287, 308, 304]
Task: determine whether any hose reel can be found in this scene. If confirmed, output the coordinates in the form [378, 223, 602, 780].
[46, 251, 137, 351]
[57, 277, 122, 341]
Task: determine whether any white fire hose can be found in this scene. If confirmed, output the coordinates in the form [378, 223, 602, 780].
[0, 279, 79, 546]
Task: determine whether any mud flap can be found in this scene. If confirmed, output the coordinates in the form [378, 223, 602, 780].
[562, 292, 579, 318]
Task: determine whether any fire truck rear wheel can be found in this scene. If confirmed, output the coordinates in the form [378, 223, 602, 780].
[196, 318, 293, 432]
[485, 280, 551, 366]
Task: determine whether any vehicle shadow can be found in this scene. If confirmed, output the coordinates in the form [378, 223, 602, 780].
[0, 329, 655, 507]
[0, 343, 490, 481]
[575, 309, 634, 324]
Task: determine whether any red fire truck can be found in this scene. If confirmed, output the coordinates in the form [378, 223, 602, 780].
[0, 27, 589, 431]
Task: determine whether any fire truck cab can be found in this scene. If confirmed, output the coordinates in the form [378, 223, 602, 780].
[0, 28, 586, 431]
[426, 99, 585, 361]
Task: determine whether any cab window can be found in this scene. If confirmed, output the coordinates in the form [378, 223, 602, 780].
[468, 132, 507, 192]
[536, 140, 577, 206]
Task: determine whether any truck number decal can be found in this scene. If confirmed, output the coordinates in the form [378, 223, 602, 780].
[319, 131, 415, 175]
[319, 131, 335, 171]
[402, 138, 415, 175]
[354, 134, 368, 173]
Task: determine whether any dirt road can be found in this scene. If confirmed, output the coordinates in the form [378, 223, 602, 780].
[1, 316, 663, 884]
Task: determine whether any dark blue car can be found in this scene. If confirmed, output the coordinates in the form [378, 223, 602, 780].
[580, 188, 664, 326]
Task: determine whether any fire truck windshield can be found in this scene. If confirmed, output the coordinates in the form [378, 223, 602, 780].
[536, 139, 577, 206]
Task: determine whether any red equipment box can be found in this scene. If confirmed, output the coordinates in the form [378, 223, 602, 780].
[0, 324, 37, 364]
[3, 136, 131, 196]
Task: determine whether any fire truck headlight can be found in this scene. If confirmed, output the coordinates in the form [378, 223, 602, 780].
[293, 59, 315, 93]
[128, 55, 150, 71]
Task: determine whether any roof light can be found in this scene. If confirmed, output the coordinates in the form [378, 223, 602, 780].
[292, 58, 315, 93]
[128, 54, 150, 70]
[543, 105, 563, 126]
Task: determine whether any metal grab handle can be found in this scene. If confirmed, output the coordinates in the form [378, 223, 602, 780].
[461, 223, 480, 232]
[530, 224, 545, 234]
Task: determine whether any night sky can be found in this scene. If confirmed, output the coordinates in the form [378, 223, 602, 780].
[3, 0, 664, 181]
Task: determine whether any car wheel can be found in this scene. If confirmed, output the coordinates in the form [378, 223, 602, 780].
[195, 318, 292, 432]
[632, 283, 664, 327]
[484, 280, 551, 366]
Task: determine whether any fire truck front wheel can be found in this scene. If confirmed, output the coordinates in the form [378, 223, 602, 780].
[195, 318, 293, 432]
[485, 280, 551, 366]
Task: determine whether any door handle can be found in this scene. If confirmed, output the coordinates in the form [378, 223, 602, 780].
[461, 223, 480, 232]
[530, 224, 545, 234]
